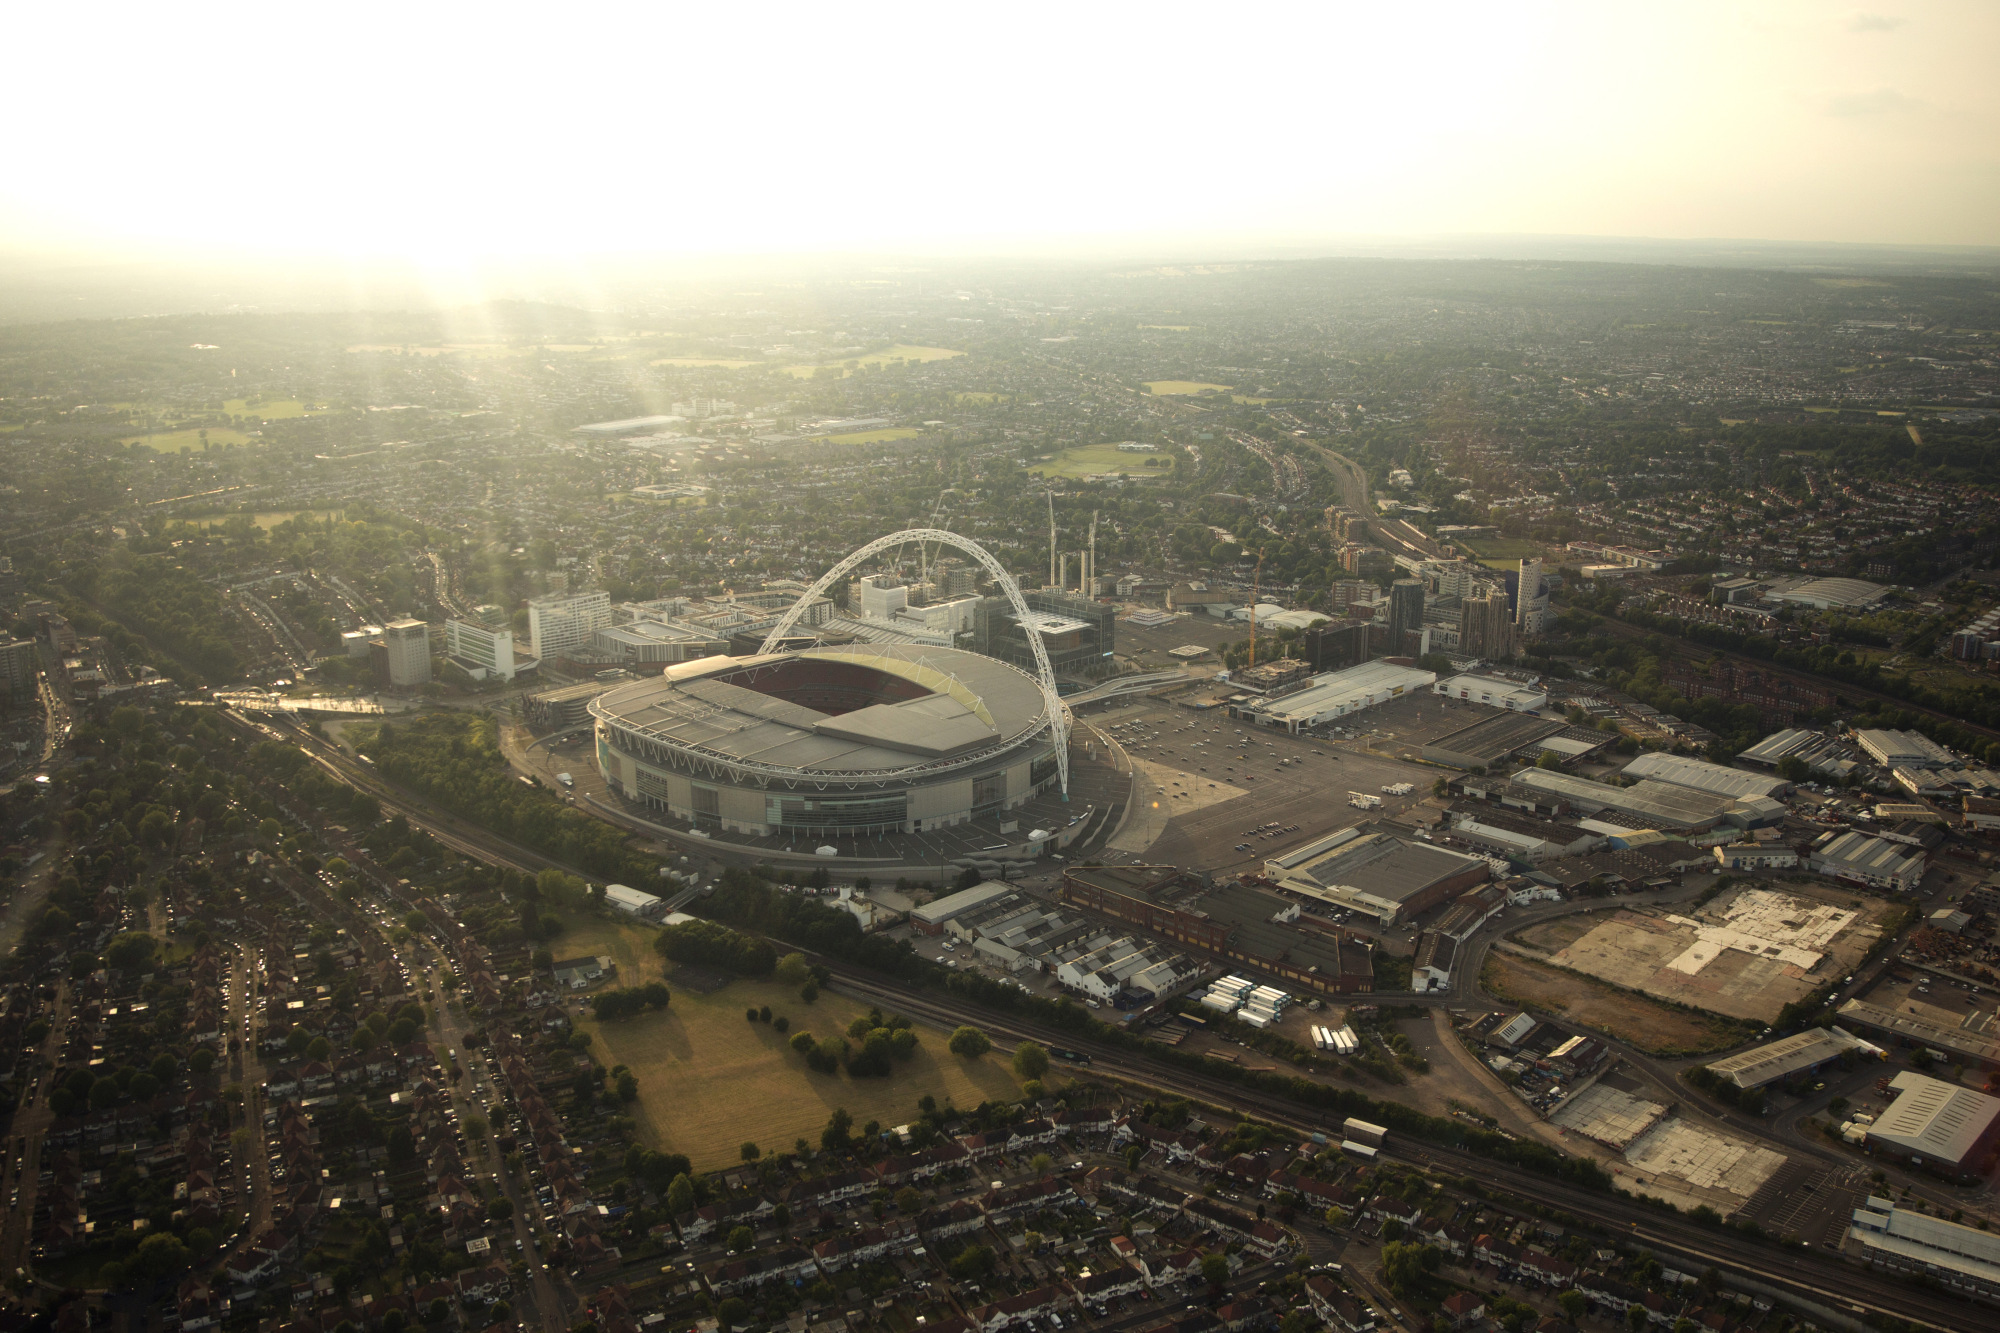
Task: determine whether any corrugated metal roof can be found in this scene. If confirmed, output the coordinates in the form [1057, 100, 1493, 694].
[1868, 1072, 2000, 1166]
[1620, 752, 1789, 800]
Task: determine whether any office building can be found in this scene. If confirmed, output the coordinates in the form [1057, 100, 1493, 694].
[528, 590, 612, 661]
[445, 619, 518, 681]
[1299, 619, 1374, 673]
[970, 588, 1114, 676]
[854, 573, 910, 621]
[0, 638, 37, 704]
[1386, 579, 1425, 655]
[380, 619, 432, 688]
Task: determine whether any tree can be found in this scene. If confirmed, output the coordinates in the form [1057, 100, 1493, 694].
[775, 951, 811, 984]
[948, 1025, 991, 1058]
[105, 930, 159, 973]
[1200, 1252, 1229, 1291]
[128, 1231, 192, 1282]
[614, 1071, 639, 1101]
[949, 1244, 995, 1280]
[1379, 1240, 1439, 1295]
[822, 1107, 854, 1153]
[715, 1298, 748, 1330]
[666, 1173, 696, 1215]
[1625, 1306, 1649, 1333]
[1031, 1152, 1053, 1176]
[726, 1225, 755, 1253]
[1012, 1040, 1050, 1082]
[895, 1186, 923, 1213]
[488, 1196, 514, 1221]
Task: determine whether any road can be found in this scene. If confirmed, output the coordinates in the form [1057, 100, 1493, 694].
[0, 981, 70, 1273]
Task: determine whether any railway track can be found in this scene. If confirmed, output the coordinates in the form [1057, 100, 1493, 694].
[820, 962, 1982, 1332]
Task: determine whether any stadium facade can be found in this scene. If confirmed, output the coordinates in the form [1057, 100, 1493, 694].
[591, 643, 1061, 838]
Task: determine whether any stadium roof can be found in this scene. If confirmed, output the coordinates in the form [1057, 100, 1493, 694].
[1706, 1027, 1868, 1089]
[1867, 1071, 2000, 1167]
[592, 644, 1046, 774]
[1619, 752, 1790, 801]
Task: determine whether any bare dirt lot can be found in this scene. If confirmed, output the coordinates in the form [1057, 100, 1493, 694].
[1511, 880, 1892, 1024]
[1482, 951, 1750, 1056]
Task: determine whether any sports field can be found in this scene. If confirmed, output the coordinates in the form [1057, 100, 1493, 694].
[564, 917, 1026, 1169]
[122, 428, 254, 452]
[650, 357, 759, 368]
[180, 509, 344, 531]
[1456, 535, 1542, 570]
[783, 344, 964, 378]
[1143, 380, 1231, 396]
[1030, 443, 1175, 480]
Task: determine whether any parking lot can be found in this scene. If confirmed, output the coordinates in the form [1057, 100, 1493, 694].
[1081, 693, 1462, 879]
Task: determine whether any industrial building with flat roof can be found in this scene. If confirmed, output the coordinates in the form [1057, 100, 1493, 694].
[1836, 998, 2000, 1070]
[1738, 728, 1857, 779]
[1809, 830, 1928, 892]
[1507, 767, 1737, 832]
[1618, 752, 1791, 801]
[1421, 712, 1565, 770]
[1855, 728, 1959, 770]
[1238, 661, 1436, 734]
[1431, 674, 1547, 711]
[1058, 866, 1376, 996]
[1847, 1197, 2000, 1304]
[1264, 826, 1489, 926]
[1864, 1071, 2000, 1172]
[1766, 576, 1890, 611]
[1704, 1027, 1875, 1090]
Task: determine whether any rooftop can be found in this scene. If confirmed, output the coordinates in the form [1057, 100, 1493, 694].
[1868, 1071, 2000, 1166]
[1619, 752, 1791, 801]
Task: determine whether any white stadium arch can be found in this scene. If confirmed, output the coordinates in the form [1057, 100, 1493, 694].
[759, 528, 1073, 797]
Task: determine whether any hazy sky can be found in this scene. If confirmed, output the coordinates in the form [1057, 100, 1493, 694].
[6, 1, 1995, 261]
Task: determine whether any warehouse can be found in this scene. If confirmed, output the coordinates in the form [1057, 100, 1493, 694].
[1837, 998, 2000, 1070]
[1865, 1072, 2000, 1173]
[1265, 826, 1490, 926]
[1057, 867, 1376, 996]
[603, 884, 669, 920]
[1705, 1027, 1875, 1091]
[1855, 729, 1958, 770]
[1809, 830, 1928, 892]
[1507, 768, 1736, 832]
[1431, 674, 1549, 712]
[1422, 711, 1565, 770]
[1765, 576, 1889, 611]
[910, 881, 1014, 935]
[1847, 1198, 2000, 1304]
[1239, 660, 1436, 733]
[1619, 752, 1791, 801]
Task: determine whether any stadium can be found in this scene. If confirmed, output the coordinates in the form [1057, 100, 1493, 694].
[590, 642, 1063, 839]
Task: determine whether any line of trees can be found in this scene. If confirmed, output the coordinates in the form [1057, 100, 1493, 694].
[590, 982, 672, 1019]
[356, 714, 656, 881]
[655, 918, 776, 976]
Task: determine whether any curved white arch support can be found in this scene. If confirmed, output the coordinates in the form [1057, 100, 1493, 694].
[760, 528, 1072, 798]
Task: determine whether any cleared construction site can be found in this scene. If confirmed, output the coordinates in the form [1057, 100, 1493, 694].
[1514, 882, 1890, 1023]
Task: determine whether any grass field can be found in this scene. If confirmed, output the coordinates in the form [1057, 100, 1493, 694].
[783, 344, 964, 379]
[181, 509, 344, 531]
[1481, 952, 1746, 1056]
[952, 392, 1008, 403]
[1138, 325, 1191, 331]
[344, 343, 519, 357]
[1143, 380, 1232, 396]
[564, 916, 1027, 1169]
[825, 427, 922, 444]
[122, 427, 255, 452]
[224, 397, 327, 420]
[1456, 535, 1542, 570]
[650, 357, 759, 368]
[1030, 443, 1175, 481]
